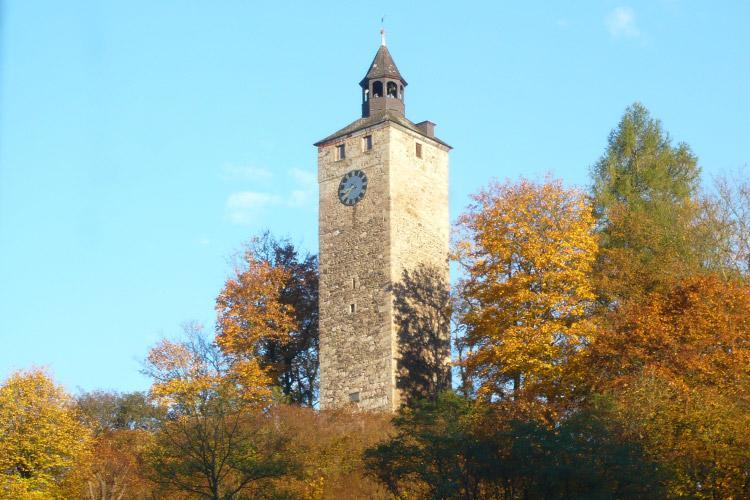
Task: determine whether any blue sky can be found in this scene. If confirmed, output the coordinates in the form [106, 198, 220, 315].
[1, 1, 748, 393]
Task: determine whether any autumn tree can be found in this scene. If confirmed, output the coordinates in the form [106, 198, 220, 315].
[583, 275, 750, 497]
[591, 102, 719, 301]
[76, 391, 160, 499]
[77, 390, 160, 433]
[713, 169, 750, 277]
[142, 325, 291, 499]
[266, 405, 393, 499]
[454, 178, 598, 404]
[217, 233, 319, 406]
[0, 368, 91, 498]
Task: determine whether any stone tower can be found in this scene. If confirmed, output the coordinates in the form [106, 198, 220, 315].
[315, 34, 451, 412]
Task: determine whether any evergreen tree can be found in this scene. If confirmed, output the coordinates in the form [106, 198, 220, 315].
[591, 102, 715, 301]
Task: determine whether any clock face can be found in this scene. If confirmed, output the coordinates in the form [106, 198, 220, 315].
[338, 170, 368, 206]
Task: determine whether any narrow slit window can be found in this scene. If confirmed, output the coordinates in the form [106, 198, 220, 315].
[350, 303, 356, 314]
[416, 142, 423, 158]
[362, 135, 372, 151]
[335, 143, 346, 161]
[352, 277, 357, 289]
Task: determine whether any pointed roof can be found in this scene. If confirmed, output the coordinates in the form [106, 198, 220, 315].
[359, 45, 407, 87]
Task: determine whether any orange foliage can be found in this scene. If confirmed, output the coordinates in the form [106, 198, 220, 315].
[216, 254, 298, 381]
[455, 178, 598, 402]
[584, 276, 750, 498]
[85, 430, 155, 500]
[585, 275, 750, 392]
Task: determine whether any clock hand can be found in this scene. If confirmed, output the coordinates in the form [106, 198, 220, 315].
[343, 186, 354, 198]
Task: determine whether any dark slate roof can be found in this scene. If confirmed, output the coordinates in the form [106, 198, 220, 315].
[359, 45, 407, 87]
[313, 110, 451, 149]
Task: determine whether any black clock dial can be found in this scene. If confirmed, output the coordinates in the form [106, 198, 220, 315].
[338, 170, 368, 206]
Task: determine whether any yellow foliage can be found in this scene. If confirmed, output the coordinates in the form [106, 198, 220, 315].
[265, 405, 392, 499]
[455, 178, 598, 402]
[145, 336, 271, 411]
[0, 368, 91, 499]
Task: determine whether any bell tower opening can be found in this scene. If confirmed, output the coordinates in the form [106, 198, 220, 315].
[387, 81, 398, 98]
[359, 37, 407, 118]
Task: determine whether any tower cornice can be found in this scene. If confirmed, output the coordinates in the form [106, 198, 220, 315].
[314, 111, 451, 150]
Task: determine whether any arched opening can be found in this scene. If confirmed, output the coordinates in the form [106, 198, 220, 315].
[363, 88, 369, 102]
[372, 81, 383, 98]
[400, 85, 404, 100]
[387, 81, 398, 98]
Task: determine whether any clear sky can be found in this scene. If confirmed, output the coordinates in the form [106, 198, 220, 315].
[1, 1, 748, 393]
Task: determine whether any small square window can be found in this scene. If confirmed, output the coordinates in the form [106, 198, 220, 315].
[336, 143, 346, 161]
[349, 391, 360, 402]
[363, 135, 373, 151]
[416, 142, 423, 158]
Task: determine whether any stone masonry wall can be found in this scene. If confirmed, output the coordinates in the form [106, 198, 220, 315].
[387, 125, 451, 409]
[318, 121, 450, 412]
[318, 123, 394, 411]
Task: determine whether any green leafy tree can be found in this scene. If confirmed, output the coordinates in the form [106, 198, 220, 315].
[365, 393, 665, 499]
[591, 102, 717, 301]
[77, 390, 160, 434]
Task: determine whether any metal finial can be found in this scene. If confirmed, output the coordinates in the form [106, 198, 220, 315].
[380, 16, 386, 46]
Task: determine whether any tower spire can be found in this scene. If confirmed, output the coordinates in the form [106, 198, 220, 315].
[360, 28, 406, 118]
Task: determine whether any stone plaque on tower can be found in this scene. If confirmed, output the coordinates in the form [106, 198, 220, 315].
[315, 33, 451, 412]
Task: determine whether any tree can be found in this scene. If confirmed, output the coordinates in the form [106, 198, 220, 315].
[83, 429, 155, 500]
[265, 405, 392, 499]
[454, 178, 598, 403]
[583, 275, 750, 497]
[364, 393, 665, 499]
[713, 169, 750, 277]
[591, 102, 717, 301]
[585, 275, 750, 392]
[0, 368, 91, 498]
[142, 326, 291, 499]
[77, 390, 160, 434]
[76, 391, 160, 499]
[365, 393, 485, 499]
[217, 233, 319, 406]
